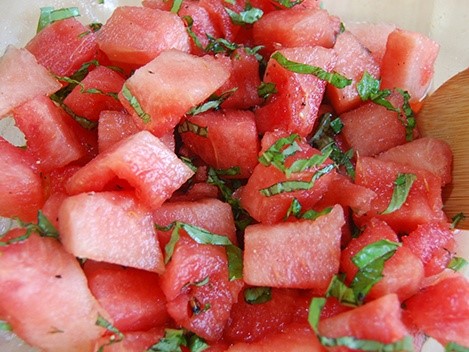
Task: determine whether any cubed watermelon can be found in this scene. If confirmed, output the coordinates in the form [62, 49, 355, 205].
[243, 205, 344, 291]
[180, 109, 260, 178]
[0, 231, 107, 352]
[96, 6, 190, 67]
[66, 131, 194, 210]
[13, 95, 85, 172]
[255, 46, 337, 137]
[0, 46, 60, 116]
[26, 18, 98, 76]
[118, 50, 230, 137]
[58, 191, 165, 273]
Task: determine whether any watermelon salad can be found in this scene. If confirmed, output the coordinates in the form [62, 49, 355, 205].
[0, 0, 468, 351]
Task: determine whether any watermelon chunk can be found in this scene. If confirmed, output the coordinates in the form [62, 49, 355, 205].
[243, 205, 344, 292]
[377, 137, 453, 186]
[355, 156, 447, 233]
[0, 137, 43, 221]
[58, 191, 165, 273]
[118, 50, 230, 137]
[404, 275, 469, 347]
[326, 30, 380, 114]
[63, 65, 125, 122]
[96, 6, 190, 67]
[380, 29, 439, 104]
[319, 294, 409, 345]
[340, 91, 408, 157]
[253, 8, 340, 57]
[26, 18, 98, 76]
[255, 46, 337, 137]
[0, 46, 60, 116]
[180, 109, 260, 178]
[83, 260, 170, 332]
[66, 131, 194, 210]
[13, 95, 85, 172]
[0, 231, 107, 352]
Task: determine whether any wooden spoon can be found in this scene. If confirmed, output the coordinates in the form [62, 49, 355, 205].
[417, 68, 469, 229]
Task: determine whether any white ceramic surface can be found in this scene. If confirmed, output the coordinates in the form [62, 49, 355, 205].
[0, 1, 468, 351]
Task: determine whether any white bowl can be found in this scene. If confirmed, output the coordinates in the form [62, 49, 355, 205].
[0, 1, 468, 351]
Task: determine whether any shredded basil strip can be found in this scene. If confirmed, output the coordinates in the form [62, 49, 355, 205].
[326, 240, 400, 306]
[270, 0, 303, 8]
[178, 120, 209, 137]
[451, 212, 466, 229]
[308, 298, 414, 351]
[121, 84, 151, 124]
[170, 0, 183, 13]
[183, 16, 204, 50]
[309, 113, 355, 179]
[95, 314, 124, 352]
[54, 75, 118, 100]
[50, 99, 98, 130]
[162, 221, 243, 280]
[187, 88, 238, 116]
[258, 82, 277, 99]
[381, 173, 417, 214]
[205, 35, 239, 55]
[445, 342, 469, 352]
[0, 211, 59, 246]
[447, 256, 468, 272]
[244, 287, 272, 304]
[147, 328, 209, 352]
[37, 6, 80, 33]
[260, 164, 334, 196]
[207, 167, 253, 231]
[271, 52, 352, 88]
[0, 320, 12, 331]
[147, 328, 187, 352]
[258, 133, 301, 173]
[225, 5, 263, 25]
[287, 146, 332, 176]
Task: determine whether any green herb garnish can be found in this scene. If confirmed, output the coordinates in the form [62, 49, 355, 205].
[447, 256, 468, 272]
[121, 84, 151, 124]
[445, 342, 469, 352]
[271, 52, 352, 89]
[37, 7, 80, 33]
[257, 82, 277, 99]
[225, 4, 263, 25]
[178, 120, 209, 137]
[186, 88, 238, 116]
[451, 212, 466, 229]
[244, 287, 272, 304]
[170, 0, 183, 13]
[381, 173, 417, 214]
[95, 314, 124, 352]
[146, 329, 209, 352]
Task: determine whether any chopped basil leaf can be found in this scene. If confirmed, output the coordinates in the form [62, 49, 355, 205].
[243, 45, 264, 62]
[50, 98, 98, 130]
[182, 16, 204, 50]
[260, 164, 334, 197]
[183, 276, 210, 289]
[258, 82, 277, 99]
[270, 0, 303, 8]
[309, 113, 355, 179]
[180, 156, 198, 173]
[213, 166, 241, 176]
[244, 287, 272, 304]
[326, 240, 400, 305]
[445, 342, 469, 352]
[447, 256, 468, 272]
[207, 167, 253, 231]
[89, 22, 103, 32]
[0, 320, 12, 331]
[339, 22, 346, 33]
[285, 198, 302, 218]
[302, 207, 332, 220]
[95, 314, 124, 352]
[1, 211, 60, 246]
[224, 0, 236, 5]
[381, 173, 417, 214]
[121, 84, 151, 124]
[170, 0, 183, 13]
[225, 5, 263, 26]
[98, 0, 105, 4]
[287, 146, 332, 176]
[147, 328, 187, 352]
[258, 133, 301, 173]
[188, 334, 210, 352]
[162, 221, 243, 280]
[451, 212, 466, 229]
[37, 6, 80, 33]
[178, 120, 209, 137]
[284, 198, 332, 220]
[186, 88, 238, 116]
[205, 35, 239, 55]
[271, 52, 352, 88]
[54, 75, 118, 100]
[308, 298, 414, 351]
[396, 88, 416, 141]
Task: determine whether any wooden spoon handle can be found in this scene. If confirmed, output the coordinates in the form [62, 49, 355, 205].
[417, 68, 469, 229]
